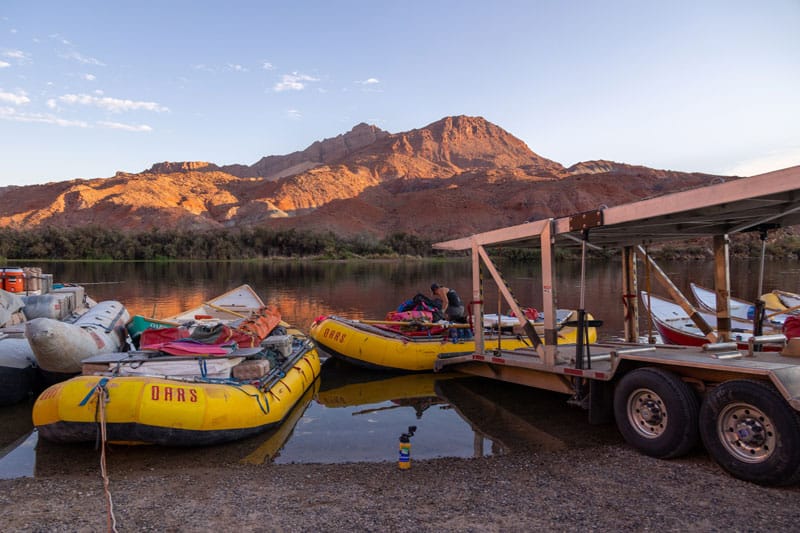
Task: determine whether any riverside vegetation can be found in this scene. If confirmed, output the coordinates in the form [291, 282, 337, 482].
[0, 226, 798, 262]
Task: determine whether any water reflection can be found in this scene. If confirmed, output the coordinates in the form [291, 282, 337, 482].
[281, 358, 487, 463]
[3, 259, 796, 478]
[2, 357, 628, 479]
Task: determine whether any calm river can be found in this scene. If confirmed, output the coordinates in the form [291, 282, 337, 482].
[1, 258, 798, 478]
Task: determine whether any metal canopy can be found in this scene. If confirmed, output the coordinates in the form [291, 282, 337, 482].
[434, 165, 800, 251]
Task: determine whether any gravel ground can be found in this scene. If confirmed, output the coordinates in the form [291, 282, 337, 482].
[2, 444, 799, 532]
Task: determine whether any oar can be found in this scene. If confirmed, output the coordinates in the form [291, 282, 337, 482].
[205, 302, 248, 319]
[358, 319, 472, 329]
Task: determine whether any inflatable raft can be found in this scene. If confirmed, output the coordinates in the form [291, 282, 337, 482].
[309, 310, 597, 372]
[25, 300, 130, 383]
[33, 328, 321, 446]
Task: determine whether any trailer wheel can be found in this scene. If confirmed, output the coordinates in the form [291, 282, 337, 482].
[699, 379, 800, 486]
[613, 367, 699, 459]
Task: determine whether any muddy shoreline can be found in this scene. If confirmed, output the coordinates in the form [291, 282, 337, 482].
[2, 444, 799, 532]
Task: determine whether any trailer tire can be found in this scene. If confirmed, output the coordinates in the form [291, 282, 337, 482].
[613, 367, 699, 459]
[699, 379, 800, 486]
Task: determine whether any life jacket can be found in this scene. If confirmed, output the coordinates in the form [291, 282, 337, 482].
[784, 316, 800, 339]
[396, 293, 444, 321]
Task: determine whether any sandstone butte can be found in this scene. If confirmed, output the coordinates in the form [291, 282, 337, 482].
[0, 115, 733, 240]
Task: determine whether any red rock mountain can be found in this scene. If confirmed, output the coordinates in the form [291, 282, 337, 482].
[0, 116, 730, 240]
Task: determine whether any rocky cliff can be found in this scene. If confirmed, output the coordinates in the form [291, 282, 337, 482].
[0, 115, 731, 240]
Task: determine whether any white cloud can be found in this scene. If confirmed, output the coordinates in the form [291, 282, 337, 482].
[97, 121, 153, 132]
[0, 106, 89, 128]
[262, 61, 274, 70]
[227, 63, 248, 72]
[193, 64, 215, 73]
[59, 50, 105, 66]
[0, 107, 151, 132]
[3, 49, 30, 63]
[726, 148, 800, 177]
[286, 109, 302, 119]
[274, 72, 319, 92]
[0, 89, 30, 105]
[83, 73, 96, 81]
[0, 61, 9, 68]
[358, 78, 380, 85]
[48, 34, 71, 45]
[56, 93, 169, 113]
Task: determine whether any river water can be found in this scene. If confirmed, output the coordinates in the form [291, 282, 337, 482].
[1, 258, 798, 478]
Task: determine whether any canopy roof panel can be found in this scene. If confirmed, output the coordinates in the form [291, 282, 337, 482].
[434, 165, 800, 251]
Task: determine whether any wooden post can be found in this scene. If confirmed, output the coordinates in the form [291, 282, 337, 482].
[471, 240, 484, 354]
[622, 246, 639, 343]
[713, 234, 732, 341]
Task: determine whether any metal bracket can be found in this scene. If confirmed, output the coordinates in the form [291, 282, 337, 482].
[569, 209, 604, 232]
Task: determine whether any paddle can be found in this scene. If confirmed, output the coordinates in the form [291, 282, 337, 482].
[204, 302, 248, 319]
[358, 319, 472, 329]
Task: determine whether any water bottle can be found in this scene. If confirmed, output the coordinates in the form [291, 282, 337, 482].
[397, 425, 417, 470]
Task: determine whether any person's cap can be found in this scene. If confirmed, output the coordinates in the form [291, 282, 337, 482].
[431, 283, 440, 292]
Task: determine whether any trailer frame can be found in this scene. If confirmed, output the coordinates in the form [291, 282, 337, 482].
[432, 165, 800, 485]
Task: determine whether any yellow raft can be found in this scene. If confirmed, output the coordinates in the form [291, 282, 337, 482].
[33, 336, 321, 446]
[308, 310, 597, 372]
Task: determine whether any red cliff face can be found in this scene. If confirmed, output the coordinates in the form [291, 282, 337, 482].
[0, 115, 731, 239]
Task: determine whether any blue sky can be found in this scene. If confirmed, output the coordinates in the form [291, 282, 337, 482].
[1, 1, 798, 186]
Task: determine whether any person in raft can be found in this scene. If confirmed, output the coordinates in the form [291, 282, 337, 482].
[430, 283, 467, 324]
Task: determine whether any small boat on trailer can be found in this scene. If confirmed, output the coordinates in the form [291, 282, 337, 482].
[689, 283, 794, 328]
[308, 310, 598, 372]
[768, 289, 800, 312]
[640, 291, 784, 350]
[33, 323, 320, 446]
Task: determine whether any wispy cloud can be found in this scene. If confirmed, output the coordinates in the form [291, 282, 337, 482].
[227, 63, 248, 72]
[55, 93, 169, 113]
[3, 49, 31, 63]
[262, 61, 274, 71]
[58, 50, 105, 66]
[0, 89, 30, 105]
[83, 73, 96, 81]
[48, 33, 71, 45]
[286, 109, 302, 119]
[97, 121, 153, 132]
[0, 61, 10, 68]
[274, 72, 319, 92]
[357, 78, 380, 85]
[0, 106, 89, 128]
[0, 107, 152, 132]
